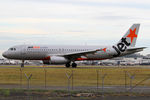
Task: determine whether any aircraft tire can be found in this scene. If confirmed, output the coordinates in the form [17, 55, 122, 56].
[65, 63, 71, 68]
[72, 63, 77, 68]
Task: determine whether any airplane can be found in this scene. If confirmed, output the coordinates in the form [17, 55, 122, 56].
[2, 24, 146, 68]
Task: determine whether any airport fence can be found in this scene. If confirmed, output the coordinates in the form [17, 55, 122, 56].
[0, 66, 150, 93]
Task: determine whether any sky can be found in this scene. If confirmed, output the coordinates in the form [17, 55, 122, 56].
[0, 0, 150, 57]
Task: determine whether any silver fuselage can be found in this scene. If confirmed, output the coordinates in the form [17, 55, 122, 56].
[2, 45, 137, 61]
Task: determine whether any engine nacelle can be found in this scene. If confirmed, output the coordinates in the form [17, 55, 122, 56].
[43, 56, 69, 65]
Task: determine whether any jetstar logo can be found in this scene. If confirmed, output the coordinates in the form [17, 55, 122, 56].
[33, 46, 40, 48]
[102, 48, 106, 52]
[112, 28, 138, 57]
[127, 28, 137, 43]
[112, 28, 137, 57]
[112, 37, 130, 57]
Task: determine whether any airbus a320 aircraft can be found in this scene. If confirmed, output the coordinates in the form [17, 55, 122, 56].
[2, 24, 146, 68]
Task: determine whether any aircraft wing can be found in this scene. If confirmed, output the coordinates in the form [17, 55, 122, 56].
[56, 49, 103, 60]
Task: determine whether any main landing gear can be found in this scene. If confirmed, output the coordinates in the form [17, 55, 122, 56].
[65, 62, 77, 68]
[21, 60, 24, 68]
[72, 63, 77, 68]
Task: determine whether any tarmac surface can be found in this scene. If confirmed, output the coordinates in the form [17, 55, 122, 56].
[0, 96, 150, 100]
[1, 85, 150, 93]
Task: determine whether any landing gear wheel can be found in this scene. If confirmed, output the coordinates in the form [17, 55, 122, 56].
[65, 63, 71, 68]
[72, 63, 77, 68]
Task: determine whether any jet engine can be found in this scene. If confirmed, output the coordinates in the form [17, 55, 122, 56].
[43, 56, 69, 64]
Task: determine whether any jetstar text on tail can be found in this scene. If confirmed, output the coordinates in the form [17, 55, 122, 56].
[112, 37, 130, 57]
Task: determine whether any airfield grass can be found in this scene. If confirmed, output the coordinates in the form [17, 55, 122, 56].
[0, 66, 149, 87]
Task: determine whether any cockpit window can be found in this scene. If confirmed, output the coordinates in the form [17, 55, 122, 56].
[9, 48, 16, 51]
[10, 48, 13, 50]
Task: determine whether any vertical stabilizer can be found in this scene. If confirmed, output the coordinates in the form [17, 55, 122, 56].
[112, 24, 140, 57]
[117, 24, 140, 47]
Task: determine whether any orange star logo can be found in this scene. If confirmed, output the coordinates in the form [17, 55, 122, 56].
[102, 48, 106, 52]
[127, 28, 137, 43]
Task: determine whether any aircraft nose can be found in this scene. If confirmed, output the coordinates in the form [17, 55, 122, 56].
[2, 52, 8, 58]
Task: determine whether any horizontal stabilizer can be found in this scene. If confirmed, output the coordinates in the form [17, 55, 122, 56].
[126, 47, 147, 52]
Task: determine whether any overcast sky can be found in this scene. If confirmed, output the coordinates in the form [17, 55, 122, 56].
[0, 0, 150, 57]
